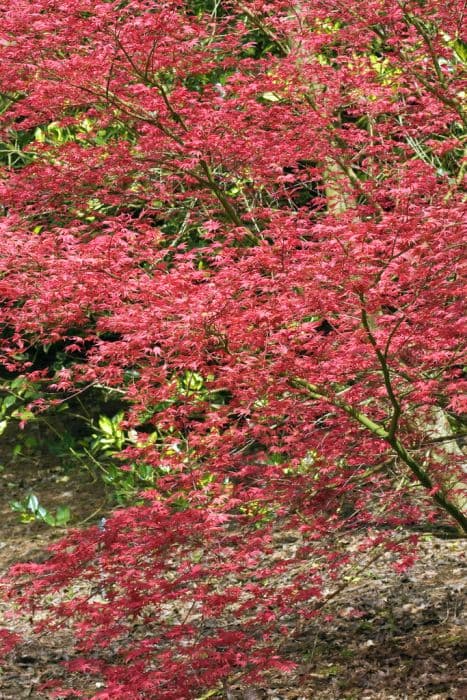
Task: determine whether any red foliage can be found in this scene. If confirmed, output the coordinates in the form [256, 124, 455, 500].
[0, 1, 465, 696]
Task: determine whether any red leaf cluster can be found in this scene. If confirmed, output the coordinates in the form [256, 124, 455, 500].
[0, 1, 465, 696]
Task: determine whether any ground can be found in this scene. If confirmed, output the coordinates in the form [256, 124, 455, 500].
[0, 437, 465, 699]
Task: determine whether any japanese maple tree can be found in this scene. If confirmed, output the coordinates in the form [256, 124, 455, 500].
[0, 0, 466, 697]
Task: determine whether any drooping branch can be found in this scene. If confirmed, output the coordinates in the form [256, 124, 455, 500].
[289, 377, 467, 534]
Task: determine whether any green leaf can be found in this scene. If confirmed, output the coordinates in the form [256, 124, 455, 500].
[10, 500, 25, 512]
[2, 395, 16, 410]
[13, 409, 35, 422]
[10, 377, 26, 391]
[27, 494, 39, 513]
[43, 513, 57, 526]
[34, 127, 45, 142]
[261, 91, 281, 102]
[55, 506, 71, 526]
[453, 38, 467, 63]
[98, 415, 114, 435]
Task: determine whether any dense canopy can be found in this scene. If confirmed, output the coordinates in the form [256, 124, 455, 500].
[0, 1, 465, 697]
